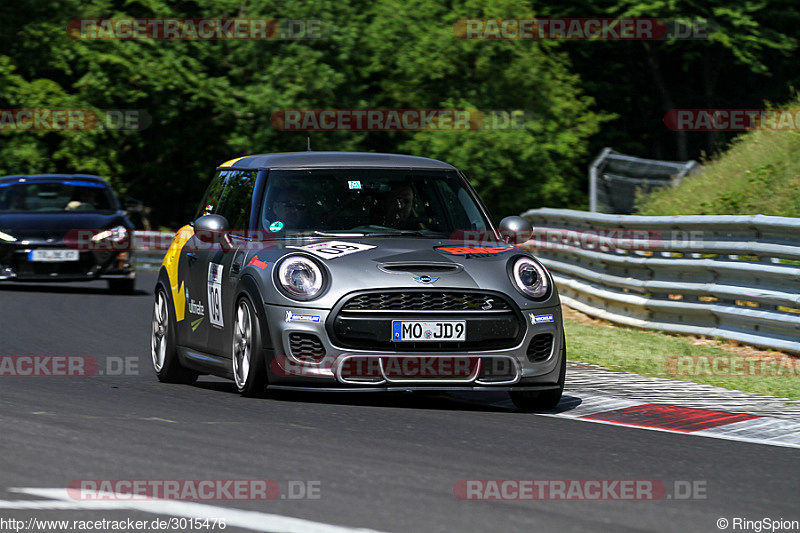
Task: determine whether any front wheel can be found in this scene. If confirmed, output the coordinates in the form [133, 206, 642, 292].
[151, 288, 198, 384]
[232, 297, 268, 397]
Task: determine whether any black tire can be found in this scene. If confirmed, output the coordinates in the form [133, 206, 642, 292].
[151, 287, 198, 384]
[231, 296, 268, 397]
[108, 278, 136, 294]
[509, 334, 566, 412]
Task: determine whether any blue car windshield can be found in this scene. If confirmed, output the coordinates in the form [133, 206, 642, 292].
[0, 180, 116, 212]
[260, 169, 491, 237]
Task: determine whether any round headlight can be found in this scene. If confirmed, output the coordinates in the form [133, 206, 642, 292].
[277, 255, 324, 300]
[511, 257, 549, 299]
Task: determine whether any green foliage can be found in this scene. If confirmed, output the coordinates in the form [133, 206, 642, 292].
[540, 0, 800, 160]
[0, 0, 606, 225]
[2, 0, 798, 224]
[636, 97, 800, 216]
[565, 318, 800, 400]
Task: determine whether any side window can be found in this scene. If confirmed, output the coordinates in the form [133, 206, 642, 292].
[195, 170, 256, 232]
[434, 178, 486, 231]
[195, 172, 226, 220]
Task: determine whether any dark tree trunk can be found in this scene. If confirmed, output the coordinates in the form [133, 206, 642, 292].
[643, 42, 688, 160]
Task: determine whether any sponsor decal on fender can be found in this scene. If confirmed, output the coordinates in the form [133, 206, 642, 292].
[189, 299, 205, 316]
[248, 255, 268, 269]
[530, 313, 554, 324]
[285, 311, 321, 323]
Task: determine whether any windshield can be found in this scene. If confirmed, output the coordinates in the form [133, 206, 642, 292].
[259, 169, 491, 237]
[0, 180, 116, 213]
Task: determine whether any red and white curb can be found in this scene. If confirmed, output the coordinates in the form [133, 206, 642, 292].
[485, 361, 800, 449]
[540, 392, 800, 449]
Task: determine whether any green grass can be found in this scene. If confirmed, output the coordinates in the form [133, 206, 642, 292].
[636, 97, 800, 217]
[564, 319, 800, 401]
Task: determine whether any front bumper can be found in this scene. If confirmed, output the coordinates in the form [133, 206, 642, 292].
[263, 302, 564, 390]
[0, 245, 135, 281]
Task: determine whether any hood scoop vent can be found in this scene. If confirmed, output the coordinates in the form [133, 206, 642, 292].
[378, 262, 462, 274]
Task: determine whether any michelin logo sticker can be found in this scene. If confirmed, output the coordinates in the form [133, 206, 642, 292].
[530, 313, 554, 325]
[285, 311, 321, 323]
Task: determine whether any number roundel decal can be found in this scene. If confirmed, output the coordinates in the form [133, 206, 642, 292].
[207, 262, 224, 327]
[294, 241, 376, 260]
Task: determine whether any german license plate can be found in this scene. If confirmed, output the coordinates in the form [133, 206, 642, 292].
[28, 249, 79, 262]
[391, 321, 466, 341]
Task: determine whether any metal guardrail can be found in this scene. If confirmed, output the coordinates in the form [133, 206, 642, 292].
[520, 208, 800, 354]
[133, 230, 174, 270]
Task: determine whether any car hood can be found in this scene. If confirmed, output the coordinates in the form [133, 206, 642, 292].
[242, 236, 555, 309]
[0, 212, 128, 242]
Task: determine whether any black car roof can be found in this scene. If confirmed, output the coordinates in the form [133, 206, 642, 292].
[0, 174, 110, 185]
[219, 152, 457, 170]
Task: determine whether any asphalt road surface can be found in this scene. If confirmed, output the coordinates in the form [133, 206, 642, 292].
[0, 272, 797, 533]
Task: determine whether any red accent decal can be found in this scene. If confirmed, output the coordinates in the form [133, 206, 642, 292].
[580, 404, 759, 433]
[437, 246, 513, 255]
[247, 255, 268, 269]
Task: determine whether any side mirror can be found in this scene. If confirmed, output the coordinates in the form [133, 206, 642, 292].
[498, 216, 533, 245]
[193, 214, 230, 245]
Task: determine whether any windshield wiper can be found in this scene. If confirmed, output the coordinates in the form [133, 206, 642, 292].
[312, 230, 367, 237]
[363, 230, 439, 238]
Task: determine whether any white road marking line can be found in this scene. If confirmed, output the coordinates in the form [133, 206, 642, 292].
[0, 501, 108, 510]
[8, 488, 389, 533]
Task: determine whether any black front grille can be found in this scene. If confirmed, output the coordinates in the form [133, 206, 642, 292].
[289, 333, 325, 360]
[527, 333, 554, 362]
[342, 291, 510, 312]
[331, 290, 523, 352]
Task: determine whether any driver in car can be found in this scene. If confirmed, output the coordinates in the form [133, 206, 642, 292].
[270, 186, 309, 230]
[376, 183, 416, 228]
[65, 188, 98, 211]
